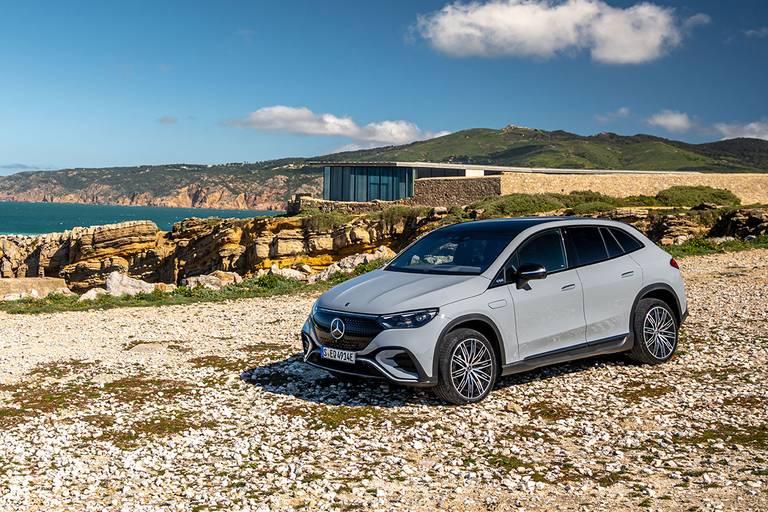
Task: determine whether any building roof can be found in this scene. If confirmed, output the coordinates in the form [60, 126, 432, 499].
[307, 160, 699, 175]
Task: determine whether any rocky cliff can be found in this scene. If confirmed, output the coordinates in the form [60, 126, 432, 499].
[1, 207, 765, 292]
[0, 213, 426, 291]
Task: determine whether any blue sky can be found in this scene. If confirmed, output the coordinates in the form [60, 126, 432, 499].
[1, 0, 767, 172]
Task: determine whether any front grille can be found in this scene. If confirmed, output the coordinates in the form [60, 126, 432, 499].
[312, 309, 383, 351]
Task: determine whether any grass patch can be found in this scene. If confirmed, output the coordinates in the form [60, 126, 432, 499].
[618, 382, 675, 400]
[666, 235, 768, 258]
[101, 377, 192, 406]
[486, 453, 530, 471]
[681, 424, 768, 451]
[188, 355, 248, 372]
[99, 411, 215, 449]
[525, 400, 572, 421]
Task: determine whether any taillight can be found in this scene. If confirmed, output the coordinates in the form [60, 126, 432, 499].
[670, 258, 680, 269]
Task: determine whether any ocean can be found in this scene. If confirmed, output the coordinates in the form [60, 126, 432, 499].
[0, 201, 279, 236]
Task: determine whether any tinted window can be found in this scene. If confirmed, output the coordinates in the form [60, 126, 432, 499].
[387, 231, 513, 275]
[610, 228, 644, 253]
[513, 230, 567, 273]
[601, 227, 624, 258]
[567, 227, 608, 266]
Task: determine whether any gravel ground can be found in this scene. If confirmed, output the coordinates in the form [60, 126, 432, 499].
[1, 249, 767, 511]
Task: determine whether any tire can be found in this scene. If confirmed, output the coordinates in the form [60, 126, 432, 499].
[627, 298, 679, 364]
[433, 328, 499, 405]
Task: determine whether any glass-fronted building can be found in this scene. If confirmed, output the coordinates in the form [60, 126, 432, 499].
[322, 165, 415, 202]
[320, 163, 482, 202]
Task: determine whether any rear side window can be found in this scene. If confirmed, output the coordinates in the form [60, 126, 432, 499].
[610, 228, 644, 253]
[601, 227, 624, 258]
[512, 230, 567, 273]
[566, 227, 608, 266]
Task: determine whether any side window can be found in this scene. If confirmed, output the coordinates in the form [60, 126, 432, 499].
[601, 227, 624, 258]
[515, 230, 567, 273]
[610, 227, 644, 253]
[566, 227, 608, 266]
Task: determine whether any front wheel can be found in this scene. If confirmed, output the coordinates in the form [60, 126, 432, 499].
[433, 328, 499, 405]
[627, 298, 679, 364]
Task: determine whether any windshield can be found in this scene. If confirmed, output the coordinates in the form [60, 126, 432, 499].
[386, 230, 513, 275]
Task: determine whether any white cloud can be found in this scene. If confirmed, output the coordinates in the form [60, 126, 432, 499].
[647, 110, 693, 133]
[157, 115, 178, 125]
[596, 106, 631, 123]
[713, 121, 768, 141]
[229, 106, 448, 145]
[416, 0, 709, 64]
[745, 27, 768, 39]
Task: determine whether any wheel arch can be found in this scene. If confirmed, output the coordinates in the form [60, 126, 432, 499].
[433, 314, 505, 378]
[631, 283, 682, 329]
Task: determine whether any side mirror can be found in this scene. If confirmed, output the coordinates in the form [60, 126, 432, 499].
[515, 263, 547, 289]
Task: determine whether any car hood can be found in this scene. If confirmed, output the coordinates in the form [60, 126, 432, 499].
[317, 269, 489, 315]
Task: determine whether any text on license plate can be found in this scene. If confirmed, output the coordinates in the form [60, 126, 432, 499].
[320, 346, 356, 364]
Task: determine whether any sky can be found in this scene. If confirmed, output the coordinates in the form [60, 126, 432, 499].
[0, 0, 767, 173]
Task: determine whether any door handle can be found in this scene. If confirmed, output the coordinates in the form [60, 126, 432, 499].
[561, 283, 576, 291]
[621, 271, 635, 278]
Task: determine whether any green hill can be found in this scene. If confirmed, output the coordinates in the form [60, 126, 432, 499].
[319, 126, 768, 172]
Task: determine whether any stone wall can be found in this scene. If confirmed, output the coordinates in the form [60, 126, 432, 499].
[412, 176, 503, 206]
[499, 172, 768, 204]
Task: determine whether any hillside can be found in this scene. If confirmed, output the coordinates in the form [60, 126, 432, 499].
[321, 127, 768, 172]
[1, 126, 767, 210]
[0, 161, 322, 210]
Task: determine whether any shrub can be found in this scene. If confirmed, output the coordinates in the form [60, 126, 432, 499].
[300, 209, 353, 232]
[558, 191, 621, 208]
[470, 193, 565, 217]
[655, 186, 740, 207]
[378, 205, 429, 229]
[568, 201, 617, 215]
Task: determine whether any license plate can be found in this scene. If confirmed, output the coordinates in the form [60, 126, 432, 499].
[320, 346, 356, 364]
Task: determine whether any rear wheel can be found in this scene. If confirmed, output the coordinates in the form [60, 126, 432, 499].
[628, 298, 678, 364]
[433, 328, 498, 405]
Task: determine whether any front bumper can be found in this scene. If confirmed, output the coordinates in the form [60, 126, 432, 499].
[301, 316, 441, 386]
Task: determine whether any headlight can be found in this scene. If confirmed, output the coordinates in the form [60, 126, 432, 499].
[311, 300, 319, 317]
[378, 309, 438, 329]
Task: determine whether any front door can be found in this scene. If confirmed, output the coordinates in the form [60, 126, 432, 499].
[505, 229, 587, 359]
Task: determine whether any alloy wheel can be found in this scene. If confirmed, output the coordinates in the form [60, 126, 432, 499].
[450, 337, 493, 400]
[643, 306, 676, 360]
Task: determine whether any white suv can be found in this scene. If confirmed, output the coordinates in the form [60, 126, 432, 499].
[301, 218, 687, 404]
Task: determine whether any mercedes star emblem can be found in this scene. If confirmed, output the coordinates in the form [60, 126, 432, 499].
[330, 318, 345, 340]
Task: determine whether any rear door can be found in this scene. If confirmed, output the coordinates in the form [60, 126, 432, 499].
[563, 226, 643, 343]
[505, 228, 587, 359]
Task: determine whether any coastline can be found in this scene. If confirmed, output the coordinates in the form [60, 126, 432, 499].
[0, 201, 282, 236]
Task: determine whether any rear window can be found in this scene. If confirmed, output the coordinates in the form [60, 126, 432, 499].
[610, 227, 644, 253]
[601, 227, 624, 258]
[566, 227, 608, 266]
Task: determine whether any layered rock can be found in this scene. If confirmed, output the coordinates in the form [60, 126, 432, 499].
[0, 214, 422, 291]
